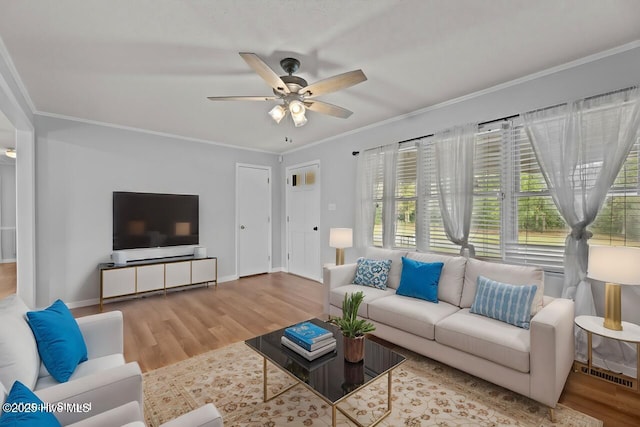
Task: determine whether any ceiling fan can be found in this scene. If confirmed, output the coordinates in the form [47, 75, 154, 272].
[207, 53, 367, 127]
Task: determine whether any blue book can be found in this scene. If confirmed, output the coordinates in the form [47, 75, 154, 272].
[284, 333, 336, 351]
[284, 322, 333, 347]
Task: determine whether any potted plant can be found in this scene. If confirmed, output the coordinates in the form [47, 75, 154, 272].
[330, 291, 375, 362]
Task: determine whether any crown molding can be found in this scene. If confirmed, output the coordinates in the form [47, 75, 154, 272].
[35, 111, 279, 155]
[283, 40, 640, 155]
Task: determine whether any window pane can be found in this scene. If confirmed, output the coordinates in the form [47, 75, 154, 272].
[395, 200, 416, 248]
[516, 196, 567, 246]
[373, 202, 383, 247]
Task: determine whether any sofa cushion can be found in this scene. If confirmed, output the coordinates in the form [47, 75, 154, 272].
[27, 300, 88, 383]
[329, 284, 396, 318]
[353, 258, 392, 289]
[0, 380, 61, 426]
[368, 294, 460, 340]
[35, 354, 125, 391]
[364, 247, 407, 289]
[470, 276, 537, 329]
[461, 258, 544, 316]
[407, 252, 467, 306]
[435, 308, 531, 373]
[396, 257, 443, 303]
[0, 294, 40, 391]
[0, 381, 6, 406]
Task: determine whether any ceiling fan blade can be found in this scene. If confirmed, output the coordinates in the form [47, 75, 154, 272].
[239, 52, 290, 94]
[300, 69, 367, 98]
[304, 100, 353, 119]
[206, 96, 278, 101]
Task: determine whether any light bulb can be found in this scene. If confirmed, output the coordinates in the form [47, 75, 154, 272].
[289, 100, 305, 116]
[268, 105, 286, 124]
[4, 149, 16, 159]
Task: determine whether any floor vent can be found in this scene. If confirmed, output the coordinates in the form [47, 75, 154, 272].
[574, 361, 637, 391]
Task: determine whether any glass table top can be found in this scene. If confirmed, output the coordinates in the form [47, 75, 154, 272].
[245, 318, 406, 403]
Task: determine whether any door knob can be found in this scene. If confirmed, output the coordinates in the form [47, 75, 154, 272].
[313, 226, 318, 231]
[240, 225, 246, 229]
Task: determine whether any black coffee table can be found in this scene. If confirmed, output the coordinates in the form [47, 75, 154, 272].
[245, 318, 405, 427]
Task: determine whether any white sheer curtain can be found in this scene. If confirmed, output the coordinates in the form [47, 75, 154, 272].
[354, 143, 399, 248]
[415, 139, 430, 252]
[355, 148, 381, 248]
[434, 124, 477, 256]
[381, 144, 398, 248]
[523, 87, 640, 374]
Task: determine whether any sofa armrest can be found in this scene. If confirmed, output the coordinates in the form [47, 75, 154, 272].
[529, 298, 575, 408]
[76, 311, 124, 358]
[323, 264, 357, 314]
[160, 404, 224, 427]
[35, 362, 143, 426]
[65, 401, 143, 427]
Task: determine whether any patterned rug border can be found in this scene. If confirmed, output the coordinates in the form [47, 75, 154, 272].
[142, 340, 603, 427]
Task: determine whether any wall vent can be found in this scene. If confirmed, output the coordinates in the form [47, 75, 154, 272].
[574, 361, 637, 391]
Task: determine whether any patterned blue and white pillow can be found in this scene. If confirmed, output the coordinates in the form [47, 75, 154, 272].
[353, 258, 392, 290]
[470, 276, 537, 329]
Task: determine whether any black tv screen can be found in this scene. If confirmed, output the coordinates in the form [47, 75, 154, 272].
[113, 192, 199, 250]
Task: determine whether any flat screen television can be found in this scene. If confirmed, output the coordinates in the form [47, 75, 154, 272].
[113, 191, 199, 250]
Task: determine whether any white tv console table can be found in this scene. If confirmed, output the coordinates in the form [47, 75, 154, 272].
[98, 255, 217, 310]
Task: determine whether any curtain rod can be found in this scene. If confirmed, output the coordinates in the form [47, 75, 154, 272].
[352, 113, 519, 156]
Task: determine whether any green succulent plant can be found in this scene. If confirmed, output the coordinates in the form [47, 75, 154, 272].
[330, 291, 376, 339]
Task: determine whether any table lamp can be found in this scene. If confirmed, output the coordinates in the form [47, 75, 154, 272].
[329, 228, 353, 266]
[587, 245, 640, 331]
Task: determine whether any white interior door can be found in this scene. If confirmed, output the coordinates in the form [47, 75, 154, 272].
[237, 164, 271, 277]
[287, 162, 321, 281]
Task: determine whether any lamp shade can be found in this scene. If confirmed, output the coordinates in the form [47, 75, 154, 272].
[329, 228, 353, 249]
[587, 245, 640, 285]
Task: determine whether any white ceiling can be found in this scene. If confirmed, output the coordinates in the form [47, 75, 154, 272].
[0, 0, 639, 153]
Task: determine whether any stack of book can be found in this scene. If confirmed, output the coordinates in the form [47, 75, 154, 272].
[281, 321, 336, 361]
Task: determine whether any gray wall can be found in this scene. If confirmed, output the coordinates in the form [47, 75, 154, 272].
[282, 45, 640, 313]
[0, 161, 16, 261]
[35, 115, 281, 306]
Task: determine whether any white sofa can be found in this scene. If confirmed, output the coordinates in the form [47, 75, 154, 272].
[324, 248, 575, 410]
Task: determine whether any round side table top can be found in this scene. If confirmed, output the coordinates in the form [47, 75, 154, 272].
[575, 315, 640, 344]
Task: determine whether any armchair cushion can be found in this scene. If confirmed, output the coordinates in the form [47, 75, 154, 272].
[0, 294, 40, 391]
[0, 381, 61, 426]
[35, 354, 125, 391]
[27, 300, 88, 383]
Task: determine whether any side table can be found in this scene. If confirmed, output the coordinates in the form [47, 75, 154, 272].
[574, 315, 640, 392]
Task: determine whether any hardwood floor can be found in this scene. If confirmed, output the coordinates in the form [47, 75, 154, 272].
[72, 272, 639, 426]
[0, 262, 16, 299]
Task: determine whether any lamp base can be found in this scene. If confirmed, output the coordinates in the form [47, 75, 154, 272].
[603, 282, 623, 331]
[335, 248, 345, 266]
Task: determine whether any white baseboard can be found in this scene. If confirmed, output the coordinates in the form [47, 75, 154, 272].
[66, 298, 100, 309]
[270, 267, 286, 273]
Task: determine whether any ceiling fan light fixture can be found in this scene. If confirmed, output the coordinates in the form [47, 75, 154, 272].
[4, 148, 16, 159]
[291, 111, 308, 127]
[268, 104, 287, 124]
[289, 100, 305, 116]
[289, 100, 307, 127]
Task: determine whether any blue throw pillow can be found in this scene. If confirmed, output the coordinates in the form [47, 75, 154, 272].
[396, 257, 444, 303]
[0, 381, 61, 426]
[470, 276, 538, 329]
[26, 300, 88, 383]
[353, 258, 392, 290]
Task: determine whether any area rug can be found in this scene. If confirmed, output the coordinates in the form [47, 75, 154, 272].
[143, 341, 602, 427]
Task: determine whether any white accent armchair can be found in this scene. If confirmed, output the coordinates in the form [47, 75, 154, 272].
[66, 401, 224, 427]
